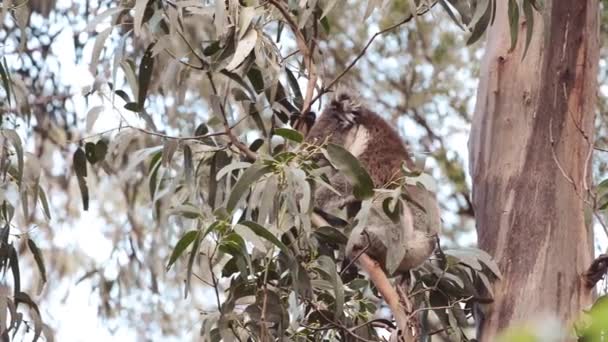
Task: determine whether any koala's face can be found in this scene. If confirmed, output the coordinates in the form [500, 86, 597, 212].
[305, 95, 363, 146]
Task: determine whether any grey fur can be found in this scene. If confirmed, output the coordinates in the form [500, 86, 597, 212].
[305, 91, 440, 274]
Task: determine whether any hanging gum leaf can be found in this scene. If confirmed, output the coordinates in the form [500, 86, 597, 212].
[274, 128, 303, 143]
[507, 0, 520, 52]
[137, 42, 156, 110]
[2, 130, 24, 188]
[521, 0, 535, 59]
[226, 163, 272, 212]
[325, 144, 374, 200]
[166, 230, 198, 271]
[240, 221, 291, 258]
[466, 1, 492, 45]
[27, 239, 47, 284]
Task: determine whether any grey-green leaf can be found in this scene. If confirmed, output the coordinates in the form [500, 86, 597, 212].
[325, 144, 374, 199]
[508, 0, 520, 52]
[3, 130, 23, 187]
[240, 221, 291, 257]
[274, 128, 303, 143]
[0, 58, 11, 106]
[166, 230, 198, 271]
[27, 239, 47, 284]
[226, 163, 272, 212]
[137, 43, 155, 110]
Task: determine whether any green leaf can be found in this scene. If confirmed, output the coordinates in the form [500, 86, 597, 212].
[166, 230, 198, 271]
[85, 142, 98, 164]
[0, 57, 11, 106]
[285, 68, 303, 109]
[439, 0, 465, 30]
[95, 139, 108, 162]
[320, 16, 330, 34]
[466, 1, 491, 45]
[226, 163, 272, 212]
[183, 144, 193, 185]
[73, 148, 87, 178]
[521, 0, 534, 59]
[274, 128, 303, 143]
[37, 185, 51, 220]
[114, 89, 131, 103]
[240, 221, 291, 257]
[325, 144, 374, 200]
[508, 0, 520, 52]
[2, 130, 23, 188]
[77, 176, 89, 211]
[124, 101, 141, 112]
[185, 229, 202, 298]
[249, 138, 264, 152]
[8, 245, 20, 297]
[27, 239, 46, 284]
[246, 67, 264, 94]
[137, 43, 156, 110]
[73, 148, 89, 210]
[315, 256, 344, 319]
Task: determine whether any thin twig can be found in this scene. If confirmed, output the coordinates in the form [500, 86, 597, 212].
[309, 9, 429, 107]
[266, 0, 317, 114]
[207, 73, 257, 161]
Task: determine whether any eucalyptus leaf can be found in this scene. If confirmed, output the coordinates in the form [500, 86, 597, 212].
[325, 144, 374, 200]
[507, 0, 520, 51]
[226, 163, 272, 212]
[274, 128, 303, 143]
[27, 239, 46, 284]
[166, 230, 198, 271]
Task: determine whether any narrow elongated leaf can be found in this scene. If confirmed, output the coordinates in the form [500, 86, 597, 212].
[325, 144, 374, 199]
[3, 130, 23, 187]
[137, 43, 156, 110]
[73, 148, 87, 178]
[166, 230, 198, 271]
[226, 163, 272, 212]
[89, 27, 113, 74]
[183, 144, 193, 185]
[27, 239, 46, 284]
[274, 128, 303, 143]
[439, 0, 464, 30]
[37, 186, 51, 220]
[0, 58, 11, 106]
[225, 29, 258, 71]
[85, 106, 104, 132]
[73, 148, 89, 210]
[185, 229, 202, 298]
[95, 140, 108, 162]
[507, 0, 520, 51]
[8, 245, 20, 297]
[133, 0, 150, 36]
[316, 256, 344, 318]
[522, 0, 534, 59]
[240, 221, 291, 257]
[285, 68, 303, 109]
[466, 1, 491, 45]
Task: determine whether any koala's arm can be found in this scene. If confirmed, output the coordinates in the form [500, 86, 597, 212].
[347, 186, 440, 275]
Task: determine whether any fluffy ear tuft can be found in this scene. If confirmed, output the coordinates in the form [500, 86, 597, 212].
[331, 86, 363, 114]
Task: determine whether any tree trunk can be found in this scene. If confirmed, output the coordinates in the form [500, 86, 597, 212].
[468, 2, 599, 340]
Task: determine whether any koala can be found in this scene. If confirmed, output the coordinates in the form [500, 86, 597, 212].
[304, 91, 440, 274]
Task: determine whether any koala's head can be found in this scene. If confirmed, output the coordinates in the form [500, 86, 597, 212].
[305, 91, 364, 145]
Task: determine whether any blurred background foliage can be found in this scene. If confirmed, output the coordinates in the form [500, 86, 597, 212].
[0, 0, 605, 340]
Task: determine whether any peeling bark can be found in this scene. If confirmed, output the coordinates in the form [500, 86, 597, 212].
[468, 1, 599, 340]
